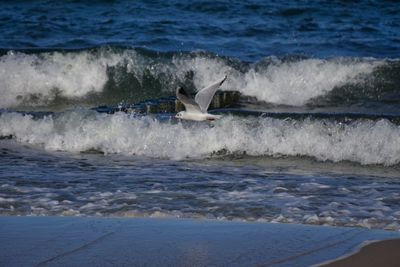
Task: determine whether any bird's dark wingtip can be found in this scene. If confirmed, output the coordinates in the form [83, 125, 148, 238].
[220, 75, 227, 86]
[177, 86, 190, 97]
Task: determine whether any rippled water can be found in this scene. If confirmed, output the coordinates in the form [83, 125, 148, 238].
[1, 140, 400, 230]
[1, 0, 399, 60]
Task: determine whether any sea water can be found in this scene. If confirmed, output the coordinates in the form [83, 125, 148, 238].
[1, 0, 400, 230]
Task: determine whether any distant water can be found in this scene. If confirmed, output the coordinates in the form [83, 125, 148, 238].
[1, 0, 400, 231]
[1, 0, 399, 60]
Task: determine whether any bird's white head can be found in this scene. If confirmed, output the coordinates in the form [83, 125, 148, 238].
[175, 111, 185, 119]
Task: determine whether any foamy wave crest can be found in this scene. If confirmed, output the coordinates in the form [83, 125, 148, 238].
[0, 49, 127, 108]
[174, 56, 383, 105]
[240, 58, 382, 105]
[0, 47, 386, 109]
[1, 111, 399, 165]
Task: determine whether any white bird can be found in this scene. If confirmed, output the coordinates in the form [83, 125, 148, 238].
[175, 76, 227, 121]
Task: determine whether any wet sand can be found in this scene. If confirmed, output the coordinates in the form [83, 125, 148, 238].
[319, 238, 400, 267]
[0, 216, 398, 267]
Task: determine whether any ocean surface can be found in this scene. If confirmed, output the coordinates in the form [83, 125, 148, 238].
[1, 0, 400, 231]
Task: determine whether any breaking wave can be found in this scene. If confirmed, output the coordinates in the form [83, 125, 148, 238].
[1, 110, 400, 166]
[0, 47, 397, 110]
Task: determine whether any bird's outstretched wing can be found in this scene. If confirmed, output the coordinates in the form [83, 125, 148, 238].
[194, 76, 227, 113]
[176, 86, 202, 113]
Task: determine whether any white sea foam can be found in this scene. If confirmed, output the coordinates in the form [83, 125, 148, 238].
[0, 49, 383, 108]
[0, 50, 125, 108]
[176, 56, 382, 105]
[1, 111, 400, 165]
[239, 58, 381, 105]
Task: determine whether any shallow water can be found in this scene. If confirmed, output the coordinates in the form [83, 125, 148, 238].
[1, 140, 400, 230]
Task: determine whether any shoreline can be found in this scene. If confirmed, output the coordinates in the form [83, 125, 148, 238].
[318, 238, 400, 267]
[0, 216, 399, 266]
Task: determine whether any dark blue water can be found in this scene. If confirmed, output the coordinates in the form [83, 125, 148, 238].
[1, 0, 399, 60]
[1, 0, 400, 231]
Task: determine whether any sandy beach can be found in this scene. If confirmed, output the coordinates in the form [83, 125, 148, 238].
[0, 216, 399, 267]
[319, 238, 400, 267]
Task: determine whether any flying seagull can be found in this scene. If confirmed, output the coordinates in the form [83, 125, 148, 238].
[175, 76, 227, 121]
